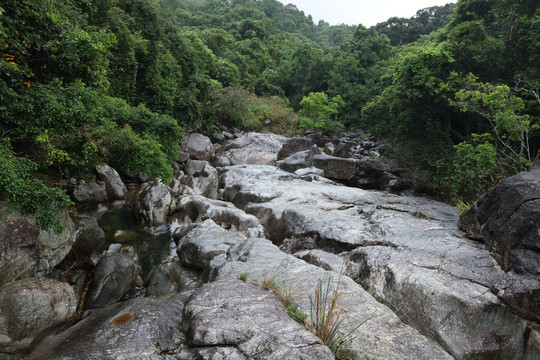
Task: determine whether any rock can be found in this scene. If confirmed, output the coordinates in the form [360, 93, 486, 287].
[277, 137, 314, 160]
[0, 277, 77, 357]
[474, 167, 540, 273]
[277, 145, 320, 173]
[132, 181, 173, 226]
[84, 253, 141, 309]
[312, 153, 357, 180]
[458, 204, 483, 240]
[145, 262, 200, 296]
[356, 157, 392, 190]
[178, 160, 218, 199]
[213, 132, 288, 166]
[176, 219, 245, 281]
[324, 142, 335, 155]
[333, 142, 353, 158]
[294, 249, 347, 273]
[70, 215, 105, 260]
[72, 182, 108, 204]
[95, 164, 127, 200]
[177, 195, 265, 238]
[219, 164, 535, 358]
[182, 279, 334, 359]
[182, 133, 215, 161]
[0, 202, 76, 286]
[27, 294, 185, 360]
[294, 166, 325, 177]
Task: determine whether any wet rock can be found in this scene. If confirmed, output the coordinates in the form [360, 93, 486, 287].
[182, 280, 334, 359]
[0, 202, 76, 286]
[27, 294, 185, 360]
[132, 181, 173, 226]
[178, 160, 218, 199]
[72, 182, 107, 204]
[95, 163, 127, 200]
[0, 277, 77, 357]
[312, 153, 357, 180]
[277, 137, 314, 160]
[182, 133, 215, 161]
[213, 132, 287, 166]
[84, 253, 141, 309]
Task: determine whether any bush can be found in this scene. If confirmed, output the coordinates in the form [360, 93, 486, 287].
[0, 138, 72, 233]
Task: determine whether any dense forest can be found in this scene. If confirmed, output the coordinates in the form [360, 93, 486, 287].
[1, 0, 539, 232]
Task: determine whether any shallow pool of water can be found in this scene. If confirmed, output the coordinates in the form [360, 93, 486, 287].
[97, 206, 179, 278]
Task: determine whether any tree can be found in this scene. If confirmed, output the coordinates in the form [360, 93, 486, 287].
[298, 92, 345, 132]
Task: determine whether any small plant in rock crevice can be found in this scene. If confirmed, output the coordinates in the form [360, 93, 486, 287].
[308, 277, 370, 360]
[238, 272, 249, 282]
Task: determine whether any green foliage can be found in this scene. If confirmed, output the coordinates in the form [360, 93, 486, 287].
[453, 74, 539, 172]
[438, 133, 498, 203]
[0, 138, 72, 233]
[238, 272, 249, 282]
[299, 92, 345, 132]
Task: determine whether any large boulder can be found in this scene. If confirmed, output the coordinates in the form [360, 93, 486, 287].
[70, 215, 105, 261]
[0, 202, 76, 286]
[312, 153, 357, 180]
[465, 167, 540, 273]
[72, 182, 107, 204]
[213, 132, 288, 166]
[277, 137, 315, 160]
[27, 294, 185, 360]
[84, 253, 141, 309]
[0, 277, 77, 357]
[132, 181, 173, 226]
[182, 133, 215, 161]
[95, 164, 127, 200]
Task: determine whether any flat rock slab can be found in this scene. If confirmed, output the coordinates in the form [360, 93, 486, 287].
[27, 294, 185, 360]
[182, 279, 334, 359]
[219, 165, 537, 359]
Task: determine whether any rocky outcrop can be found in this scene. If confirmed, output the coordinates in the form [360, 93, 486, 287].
[27, 294, 185, 360]
[84, 253, 141, 309]
[277, 137, 315, 160]
[176, 220, 452, 359]
[95, 163, 127, 200]
[182, 133, 215, 161]
[219, 162, 537, 359]
[0, 277, 77, 357]
[213, 132, 287, 166]
[0, 202, 76, 286]
[132, 181, 173, 226]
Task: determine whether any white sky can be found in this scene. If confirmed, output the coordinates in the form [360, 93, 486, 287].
[278, 0, 457, 27]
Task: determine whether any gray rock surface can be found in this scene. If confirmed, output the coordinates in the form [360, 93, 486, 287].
[312, 153, 357, 180]
[27, 294, 185, 360]
[72, 182, 108, 204]
[182, 279, 335, 359]
[132, 181, 173, 226]
[145, 262, 200, 296]
[70, 215, 105, 260]
[182, 133, 215, 161]
[277, 137, 314, 160]
[84, 253, 141, 309]
[0, 202, 76, 286]
[475, 167, 540, 273]
[96, 163, 127, 200]
[177, 220, 452, 359]
[219, 164, 537, 359]
[213, 132, 287, 166]
[0, 277, 77, 357]
[178, 159, 218, 199]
